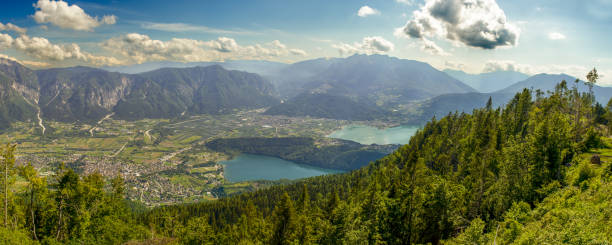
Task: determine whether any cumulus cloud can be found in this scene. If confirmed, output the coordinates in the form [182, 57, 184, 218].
[32, 0, 117, 31]
[397, 0, 520, 49]
[481, 60, 594, 80]
[548, 32, 566, 40]
[102, 33, 306, 64]
[333, 36, 394, 56]
[0, 34, 14, 50]
[444, 60, 465, 70]
[421, 38, 450, 56]
[482, 60, 531, 73]
[206, 37, 240, 53]
[5, 34, 121, 66]
[289, 49, 307, 56]
[0, 22, 27, 34]
[101, 33, 209, 63]
[14, 35, 86, 61]
[358, 6, 380, 17]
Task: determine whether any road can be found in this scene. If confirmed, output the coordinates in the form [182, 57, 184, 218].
[89, 112, 115, 136]
[37, 109, 45, 134]
[111, 143, 128, 157]
[159, 146, 191, 163]
[144, 129, 154, 141]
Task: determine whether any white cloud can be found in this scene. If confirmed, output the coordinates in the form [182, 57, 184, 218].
[0, 22, 27, 34]
[0, 54, 52, 68]
[102, 33, 306, 64]
[102, 33, 209, 64]
[548, 32, 566, 40]
[444, 60, 465, 70]
[397, 0, 520, 50]
[14, 35, 86, 61]
[0, 34, 14, 50]
[20, 59, 52, 68]
[358, 6, 380, 17]
[333, 36, 394, 56]
[421, 38, 450, 56]
[271, 40, 286, 50]
[32, 0, 117, 31]
[7, 34, 122, 66]
[482, 60, 531, 73]
[140, 22, 256, 35]
[396, 0, 414, 5]
[289, 49, 307, 56]
[206, 37, 240, 53]
[101, 15, 117, 25]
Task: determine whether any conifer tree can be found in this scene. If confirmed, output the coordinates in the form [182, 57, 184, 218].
[271, 192, 297, 245]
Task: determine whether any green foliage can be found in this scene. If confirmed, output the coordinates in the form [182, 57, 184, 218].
[141, 81, 612, 244]
[3, 77, 612, 244]
[0, 226, 37, 244]
[0, 157, 149, 244]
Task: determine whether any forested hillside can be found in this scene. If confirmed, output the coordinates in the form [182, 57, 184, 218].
[206, 137, 398, 170]
[264, 92, 391, 121]
[3, 80, 612, 244]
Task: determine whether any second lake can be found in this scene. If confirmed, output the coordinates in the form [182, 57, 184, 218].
[328, 124, 419, 145]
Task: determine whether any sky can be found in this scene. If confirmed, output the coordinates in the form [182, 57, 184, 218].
[0, 0, 611, 84]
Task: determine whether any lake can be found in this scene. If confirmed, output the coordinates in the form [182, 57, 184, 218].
[221, 154, 342, 182]
[328, 124, 419, 145]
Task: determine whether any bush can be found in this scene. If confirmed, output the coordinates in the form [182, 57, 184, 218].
[574, 162, 596, 187]
[0, 227, 36, 245]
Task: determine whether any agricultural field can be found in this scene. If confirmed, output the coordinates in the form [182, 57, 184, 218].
[0, 109, 352, 205]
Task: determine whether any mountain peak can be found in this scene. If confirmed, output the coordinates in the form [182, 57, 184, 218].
[0, 57, 23, 67]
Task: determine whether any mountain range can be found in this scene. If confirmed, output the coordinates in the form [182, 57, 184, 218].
[2, 55, 611, 130]
[103, 60, 289, 77]
[0, 59, 279, 129]
[444, 69, 529, 93]
[264, 54, 476, 120]
[273, 54, 475, 102]
[415, 73, 612, 123]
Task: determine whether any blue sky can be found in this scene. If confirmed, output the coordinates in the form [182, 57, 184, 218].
[0, 0, 611, 84]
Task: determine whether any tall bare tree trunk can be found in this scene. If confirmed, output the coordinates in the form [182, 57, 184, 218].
[31, 190, 37, 240]
[4, 156, 7, 228]
[56, 198, 63, 240]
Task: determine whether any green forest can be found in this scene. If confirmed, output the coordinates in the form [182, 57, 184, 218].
[206, 137, 397, 170]
[3, 78, 612, 244]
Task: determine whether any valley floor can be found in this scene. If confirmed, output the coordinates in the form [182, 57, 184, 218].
[0, 109, 392, 205]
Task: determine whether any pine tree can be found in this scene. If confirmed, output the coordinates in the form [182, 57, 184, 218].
[18, 163, 46, 240]
[271, 192, 297, 245]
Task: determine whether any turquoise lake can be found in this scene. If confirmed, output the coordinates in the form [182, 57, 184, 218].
[328, 124, 420, 145]
[221, 154, 342, 182]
